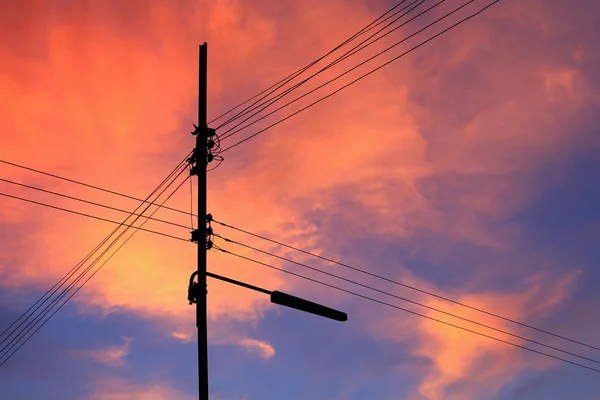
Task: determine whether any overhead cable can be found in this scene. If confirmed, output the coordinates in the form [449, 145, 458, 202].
[0, 160, 188, 363]
[216, 0, 427, 132]
[214, 245, 600, 374]
[0, 177, 191, 230]
[0, 192, 189, 242]
[0, 159, 191, 366]
[215, 235, 600, 365]
[0, 155, 194, 217]
[218, 0, 501, 155]
[217, 0, 429, 137]
[213, 218, 600, 352]
[209, 0, 413, 127]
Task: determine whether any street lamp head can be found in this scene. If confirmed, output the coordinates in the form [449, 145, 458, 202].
[202, 271, 348, 322]
[270, 291, 348, 322]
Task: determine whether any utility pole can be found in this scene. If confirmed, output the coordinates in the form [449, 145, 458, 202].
[196, 42, 209, 400]
[186, 42, 346, 400]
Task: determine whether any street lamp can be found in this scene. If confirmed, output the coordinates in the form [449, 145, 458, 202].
[188, 271, 348, 322]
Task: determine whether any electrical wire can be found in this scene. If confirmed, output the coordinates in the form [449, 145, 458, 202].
[0, 167, 190, 366]
[213, 0, 411, 128]
[0, 154, 194, 217]
[0, 159, 191, 365]
[213, 218, 600, 352]
[0, 192, 189, 242]
[216, 0, 427, 132]
[217, 0, 501, 155]
[0, 177, 191, 230]
[214, 235, 600, 365]
[0, 171, 191, 367]
[207, 158, 225, 172]
[218, 0, 466, 143]
[208, 0, 412, 127]
[213, 245, 600, 374]
[0, 160, 188, 360]
[217, 0, 429, 136]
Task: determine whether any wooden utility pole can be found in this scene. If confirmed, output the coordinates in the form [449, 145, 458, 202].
[197, 42, 209, 400]
[187, 42, 346, 400]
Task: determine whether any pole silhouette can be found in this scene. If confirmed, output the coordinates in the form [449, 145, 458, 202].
[197, 42, 209, 400]
[186, 43, 346, 400]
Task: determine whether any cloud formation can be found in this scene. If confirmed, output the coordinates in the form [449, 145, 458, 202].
[70, 337, 133, 367]
[1, 0, 600, 399]
[81, 377, 195, 400]
[236, 338, 276, 360]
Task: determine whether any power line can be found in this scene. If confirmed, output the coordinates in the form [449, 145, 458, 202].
[0, 160, 188, 357]
[0, 160, 191, 365]
[0, 155, 194, 218]
[218, 0, 464, 143]
[217, 0, 500, 155]
[213, 218, 600, 352]
[212, 0, 411, 127]
[209, 0, 413, 127]
[1, 154, 190, 349]
[214, 245, 600, 374]
[0, 192, 189, 242]
[0, 177, 191, 230]
[216, 0, 427, 132]
[217, 0, 429, 138]
[0, 170, 191, 367]
[214, 235, 600, 365]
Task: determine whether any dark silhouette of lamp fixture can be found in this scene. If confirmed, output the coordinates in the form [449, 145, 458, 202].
[188, 271, 347, 322]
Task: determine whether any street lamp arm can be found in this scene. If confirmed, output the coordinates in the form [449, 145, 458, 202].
[206, 271, 271, 295]
[195, 271, 347, 322]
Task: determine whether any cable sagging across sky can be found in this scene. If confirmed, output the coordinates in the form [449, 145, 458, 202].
[0, 192, 190, 241]
[217, 0, 502, 155]
[212, 218, 600, 352]
[0, 154, 194, 218]
[214, 245, 600, 374]
[0, 156, 192, 366]
[215, 0, 429, 134]
[208, 0, 414, 127]
[0, 177, 191, 230]
[213, 234, 600, 366]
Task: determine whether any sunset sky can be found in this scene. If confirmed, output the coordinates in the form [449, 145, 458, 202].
[1, 0, 600, 399]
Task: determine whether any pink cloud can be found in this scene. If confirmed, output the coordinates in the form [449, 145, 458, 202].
[367, 268, 583, 400]
[1, 3, 599, 398]
[81, 376, 195, 400]
[70, 337, 133, 367]
[237, 337, 276, 359]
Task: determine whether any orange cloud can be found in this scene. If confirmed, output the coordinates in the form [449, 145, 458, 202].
[369, 268, 582, 400]
[1, 4, 599, 396]
[0, 0, 330, 332]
